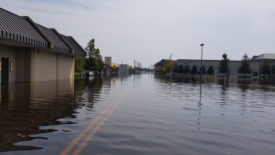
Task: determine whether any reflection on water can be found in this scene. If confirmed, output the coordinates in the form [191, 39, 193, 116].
[0, 78, 107, 152]
[0, 80, 77, 152]
[153, 75, 275, 154]
[1, 74, 275, 154]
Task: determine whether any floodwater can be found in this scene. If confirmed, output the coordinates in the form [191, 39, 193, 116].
[1, 74, 275, 155]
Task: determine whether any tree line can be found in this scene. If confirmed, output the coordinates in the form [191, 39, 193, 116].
[173, 65, 214, 75]
[154, 59, 215, 75]
[75, 38, 104, 75]
[218, 53, 275, 79]
[154, 53, 275, 80]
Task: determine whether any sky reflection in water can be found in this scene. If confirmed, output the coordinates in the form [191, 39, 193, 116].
[1, 74, 275, 155]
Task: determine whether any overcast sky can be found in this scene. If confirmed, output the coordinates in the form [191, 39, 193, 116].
[1, 0, 275, 67]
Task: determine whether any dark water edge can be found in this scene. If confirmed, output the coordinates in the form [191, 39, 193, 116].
[1, 74, 275, 155]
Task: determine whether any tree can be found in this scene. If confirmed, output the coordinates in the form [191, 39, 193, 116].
[94, 48, 104, 72]
[260, 60, 271, 79]
[238, 54, 252, 77]
[172, 64, 179, 73]
[173, 65, 184, 73]
[85, 39, 104, 74]
[154, 59, 168, 68]
[154, 59, 172, 73]
[86, 39, 95, 58]
[191, 66, 198, 75]
[86, 57, 95, 70]
[219, 53, 230, 78]
[75, 56, 86, 73]
[183, 65, 191, 74]
[199, 66, 206, 75]
[178, 65, 184, 73]
[207, 65, 214, 75]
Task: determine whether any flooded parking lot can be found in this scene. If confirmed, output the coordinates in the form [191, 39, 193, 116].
[1, 74, 275, 155]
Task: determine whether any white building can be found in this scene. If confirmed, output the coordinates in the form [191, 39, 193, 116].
[104, 57, 112, 67]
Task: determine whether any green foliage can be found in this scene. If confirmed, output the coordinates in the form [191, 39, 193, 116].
[86, 57, 96, 70]
[85, 39, 104, 72]
[260, 60, 271, 76]
[94, 48, 104, 71]
[183, 65, 191, 73]
[154, 59, 169, 68]
[207, 65, 215, 75]
[219, 53, 230, 75]
[75, 56, 86, 73]
[238, 54, 252, 74]
[191, 66, 198, 75]
[172, 65, 178, 73]
[86, 39, 95, 58]
[199, 66, 206, 75]
[154, 59, 172, 73]
[173, 64, 184, 73]
[178, 65, 184, 73]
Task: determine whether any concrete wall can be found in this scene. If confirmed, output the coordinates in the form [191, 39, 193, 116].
[30, 50, 57, 81]
[0, 46, 17, 83]
[15, 49, 31, 82]
[1, 45, 75, 83]
[30, 50, 75, 82]
[56, 54, 75, 80]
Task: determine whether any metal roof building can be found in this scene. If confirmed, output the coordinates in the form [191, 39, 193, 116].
[0, 8, 85, 56]
[252, 53, 275, 60]
[0, 8, 86, 84]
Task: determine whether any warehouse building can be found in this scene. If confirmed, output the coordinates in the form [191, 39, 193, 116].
[175, 53, 275, 77]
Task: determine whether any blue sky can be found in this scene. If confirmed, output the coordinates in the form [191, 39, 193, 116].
[1, 0, 275, 67]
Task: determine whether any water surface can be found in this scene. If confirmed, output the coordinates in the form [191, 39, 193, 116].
[1, 74, 275, 155]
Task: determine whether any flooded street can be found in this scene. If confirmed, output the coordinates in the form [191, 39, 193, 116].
[1, 74, 275, 155]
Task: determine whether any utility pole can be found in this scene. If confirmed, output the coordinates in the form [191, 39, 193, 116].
[200, 44, 204, 84]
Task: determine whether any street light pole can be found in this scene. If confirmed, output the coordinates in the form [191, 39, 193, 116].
[199, 43, 204, 105]
[200, 43, 204, 84]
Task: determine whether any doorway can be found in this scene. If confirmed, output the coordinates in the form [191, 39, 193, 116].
[1, 58, 9, 84]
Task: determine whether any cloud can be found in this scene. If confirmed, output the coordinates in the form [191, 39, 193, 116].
[1, 0, 275, 66]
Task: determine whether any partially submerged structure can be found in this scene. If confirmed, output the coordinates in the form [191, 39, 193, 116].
[175, 53, 275, 77]
[0, 8, 85, 84]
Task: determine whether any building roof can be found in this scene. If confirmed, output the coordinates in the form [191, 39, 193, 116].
[61, 35, 86, 57]
[252, 53, 275, 60]
[0, 8, 48, 47]
[0, 8, 85, 56]
[37, 24, 71, 54]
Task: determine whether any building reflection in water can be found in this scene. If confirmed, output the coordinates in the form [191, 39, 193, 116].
[119, 72, 129, 88]
[86, 78, 104, 110]
[0, 79, 81, 152]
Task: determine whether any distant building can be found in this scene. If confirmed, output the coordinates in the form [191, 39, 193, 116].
[119, 64, 129, 74]
[175, 53, 275, 77]
[104, 57, 112, 67]
[251, 53, 275, 61]
[103, 57, 112, 76]
[0, 8, 85, 84]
